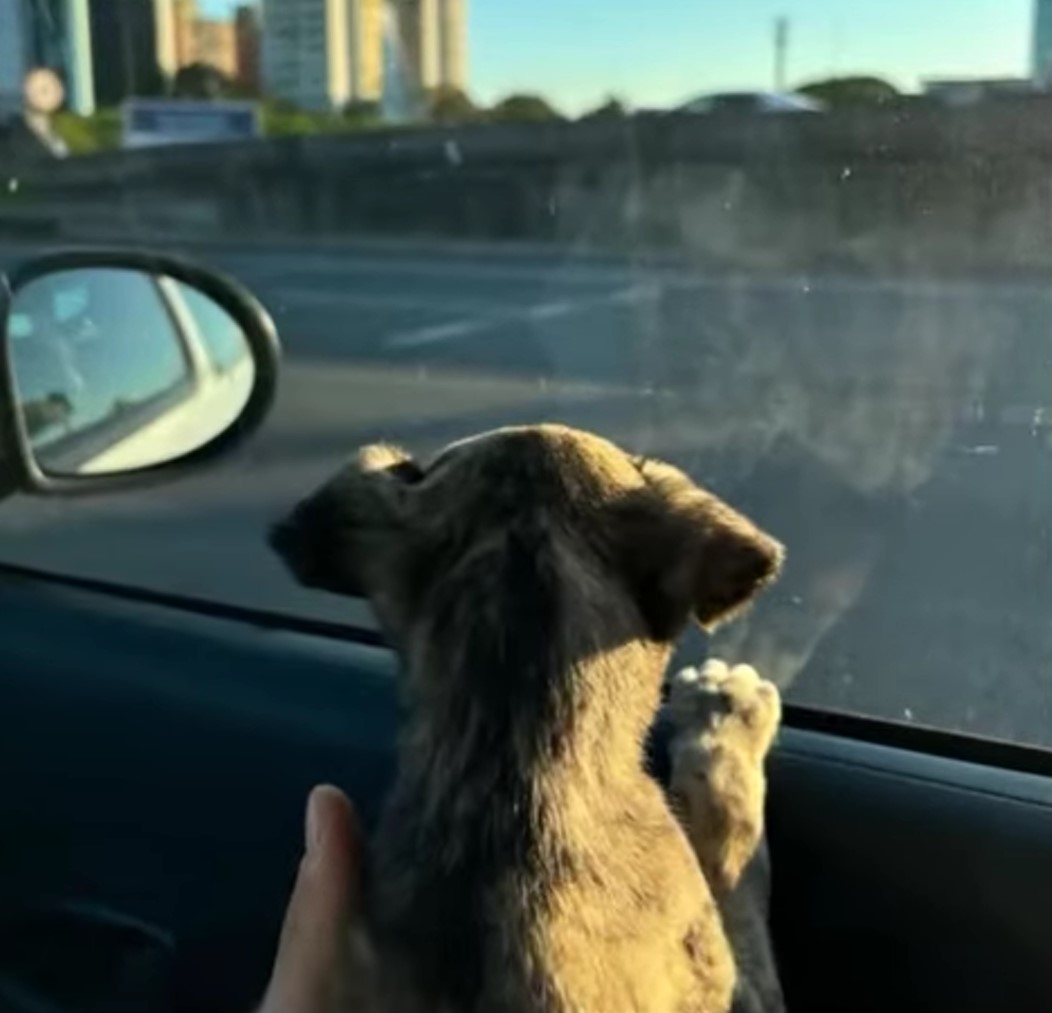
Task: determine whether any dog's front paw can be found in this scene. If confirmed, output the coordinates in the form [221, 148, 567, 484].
[665, 659, 781, 762]
[665, 659, 781, 893]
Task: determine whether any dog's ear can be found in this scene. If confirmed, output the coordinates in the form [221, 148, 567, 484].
[357, 443, 425, 488]
[611, 462, 783, 642]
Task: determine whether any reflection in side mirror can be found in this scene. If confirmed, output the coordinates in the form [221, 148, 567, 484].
[11, 268, 254, 476]
[0, 252, 279, 494]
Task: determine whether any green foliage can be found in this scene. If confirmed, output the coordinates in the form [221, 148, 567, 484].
[45, 85, 568, 157]
[52, 109, 122, 154]
[797, 76, 901, 108]
[343, 100, 383, 128]
[579, 95, 629, 121]
[427, 86, 478, 124]
[260, 102, 330, 138]
[488, 93, 563, 123]
[260, 98, 383, 138]
[22, 394, 72, 438]
[172, 62, 235, 100]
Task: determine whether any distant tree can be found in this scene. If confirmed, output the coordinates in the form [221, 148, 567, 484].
[427, 86, 478, 124]
[579, 95, 630, 121]
[172, 62, 233, 101]
[137, 66, 167, 99]
[343, 100, 382, 127]
[488, 93, 563, 123]
[264, 97, 300, 115]
[797, 76, 901, 108]
[22, 393, 72, 437]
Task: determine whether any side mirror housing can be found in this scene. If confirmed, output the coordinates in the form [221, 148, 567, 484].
[0, 249, 281, 499]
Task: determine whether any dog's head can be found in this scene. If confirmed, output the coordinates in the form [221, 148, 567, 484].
[269, 425, 782, 649]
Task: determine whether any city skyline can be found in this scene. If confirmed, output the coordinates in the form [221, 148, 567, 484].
[0, 0, 1041, 116]
[158, 0, 261, 89]
[204, 0, 1034, 113]
[260, 0, 465, 111]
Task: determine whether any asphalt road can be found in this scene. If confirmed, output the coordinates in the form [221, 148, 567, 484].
[1, 238, 1051, 746]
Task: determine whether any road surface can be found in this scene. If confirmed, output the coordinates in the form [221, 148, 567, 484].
[1, 238, 1051, 746]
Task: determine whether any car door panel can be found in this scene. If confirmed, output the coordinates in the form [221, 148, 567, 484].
[0, 574, 400, 1012]
[1, 571, 1051, 1011]
[769, 733, 1052, 1013]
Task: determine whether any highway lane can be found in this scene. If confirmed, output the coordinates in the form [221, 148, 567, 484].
[1, 239, 1051, 745]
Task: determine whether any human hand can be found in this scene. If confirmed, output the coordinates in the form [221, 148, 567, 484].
[259, 785, 378, 1013]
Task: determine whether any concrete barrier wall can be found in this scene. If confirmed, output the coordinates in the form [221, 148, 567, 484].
[8, 98, 1052, 275]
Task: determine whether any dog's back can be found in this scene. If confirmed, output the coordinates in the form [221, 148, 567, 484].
[371, 643, 734, 1013]
[269, 425, 783, 1013]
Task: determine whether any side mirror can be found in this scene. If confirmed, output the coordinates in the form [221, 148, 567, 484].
[0, 250, 280, 496]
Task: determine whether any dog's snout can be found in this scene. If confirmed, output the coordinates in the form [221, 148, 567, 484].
[268, 519, 300, 559]
[268, 505, 349, 593]
[268, 509, 319, 578]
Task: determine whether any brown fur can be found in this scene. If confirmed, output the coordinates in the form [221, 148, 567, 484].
[270, 424, 785, 1013]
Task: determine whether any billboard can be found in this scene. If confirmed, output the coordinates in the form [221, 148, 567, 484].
[122, 99, 260, 149]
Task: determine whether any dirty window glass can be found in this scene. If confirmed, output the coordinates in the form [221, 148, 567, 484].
[0, 0, 1051, 748]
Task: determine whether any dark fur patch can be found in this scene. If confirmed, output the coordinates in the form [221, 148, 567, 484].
[373, 517, 570, 1009]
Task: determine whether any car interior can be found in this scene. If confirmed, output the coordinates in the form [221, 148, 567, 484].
[4, 1, 1052, 1011]
[0, 251, 1049, 1013]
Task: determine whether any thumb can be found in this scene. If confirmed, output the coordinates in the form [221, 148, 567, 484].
[260, 785, 365, 1013]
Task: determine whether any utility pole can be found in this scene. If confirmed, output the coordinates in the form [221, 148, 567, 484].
[774, 15, 789, 92]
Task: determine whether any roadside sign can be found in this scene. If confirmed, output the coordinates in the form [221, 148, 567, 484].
[121, 99, 260, 149]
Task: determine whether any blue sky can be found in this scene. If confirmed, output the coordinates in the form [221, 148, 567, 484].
[203, 0, 1034, 112]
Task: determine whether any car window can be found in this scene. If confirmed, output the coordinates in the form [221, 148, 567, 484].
[1, 0, 1051, 749]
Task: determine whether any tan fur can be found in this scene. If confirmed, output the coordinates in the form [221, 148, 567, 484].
[270, 424, 786, 1013]
[664, 662, 785, 1013]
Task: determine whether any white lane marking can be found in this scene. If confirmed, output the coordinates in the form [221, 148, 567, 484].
[272, 286, 509, 316]
[386, 318, 493, 349]
[384, 284, 661, 350]
[530, 300, 574, 320]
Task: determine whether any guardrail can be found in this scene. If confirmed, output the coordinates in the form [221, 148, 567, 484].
[6, 99, 1052, 276]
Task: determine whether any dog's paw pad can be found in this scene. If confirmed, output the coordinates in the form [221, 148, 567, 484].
[666, 658, 781, 753]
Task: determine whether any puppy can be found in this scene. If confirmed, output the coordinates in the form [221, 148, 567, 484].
[270, 424, 785, 1013]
